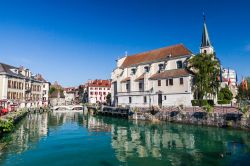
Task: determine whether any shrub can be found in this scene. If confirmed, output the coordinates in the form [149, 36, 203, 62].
[240, 103, 249, 115]
[203, 104, 213, 113]
[218, 92, 224, 101]
[219, 87, 233, 101]
[0, 108, 28, 134]
[191, 100, 214, 107]
[217, 100, 231, 105]
[0, 119, 14, 132]
[191, 100, 199, 106]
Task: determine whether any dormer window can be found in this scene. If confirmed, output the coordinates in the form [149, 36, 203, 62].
[131, 68, 136, 75]
[10, 69, 18, 74]
[158, 64, 164, 71]
[176, 61, 183, 69]
[144, 66, 150, 73]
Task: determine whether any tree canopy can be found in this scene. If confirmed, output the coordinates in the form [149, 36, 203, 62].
[188, 53, 220, 100]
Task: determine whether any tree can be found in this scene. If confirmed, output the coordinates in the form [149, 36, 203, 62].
[188, 53, 220, 100]
[49, 87, 56, 95]
[106, 93, 111, 106]
[218, 86, 233, 101]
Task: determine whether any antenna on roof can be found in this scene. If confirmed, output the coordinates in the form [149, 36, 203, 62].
[125, 51, 128, 57]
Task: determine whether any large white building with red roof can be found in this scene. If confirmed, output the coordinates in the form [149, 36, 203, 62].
[83, 80, 111, 104]
[111, 44, 195, 107]
[111, 16, 236, 108]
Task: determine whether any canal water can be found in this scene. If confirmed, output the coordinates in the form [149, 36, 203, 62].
[0, 112, 250, 166]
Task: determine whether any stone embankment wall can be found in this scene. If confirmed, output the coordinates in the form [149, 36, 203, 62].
[131, 107, 250, 130]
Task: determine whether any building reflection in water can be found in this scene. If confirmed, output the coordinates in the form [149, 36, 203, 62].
[49, 112, 83, 127]
[0, 113, 249, 165]
[85, 115, 250, 164]
[110, 121, 196, 162]
[0, 113, 48, 162]
[82, 114, 111, 132]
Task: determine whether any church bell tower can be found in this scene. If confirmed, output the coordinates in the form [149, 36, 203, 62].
[200, 15, 214, 54]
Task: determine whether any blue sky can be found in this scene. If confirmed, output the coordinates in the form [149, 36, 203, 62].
[0, 0, 249, 87]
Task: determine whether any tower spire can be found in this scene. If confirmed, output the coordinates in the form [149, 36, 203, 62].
[200, 13, 214, 54]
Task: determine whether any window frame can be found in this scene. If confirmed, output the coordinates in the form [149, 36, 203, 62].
[169, 78, 173, 86]
[180, 77, 184, 85]
[166, 79, 168, 86]
[158, 80, 161, 86]
[176, 60, 183, 69]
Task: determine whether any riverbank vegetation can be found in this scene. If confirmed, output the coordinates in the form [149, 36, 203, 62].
[217, 86, 233, 104]
[0, 109, 28, 136]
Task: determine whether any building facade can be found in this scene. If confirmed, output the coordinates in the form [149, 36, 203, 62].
[83, 80, 111, 104]
[222, 68, 237, 86]
[36, 74, 50, 106]
[111, 44, 194, 108]
[49, 82, 65, 106]
[111, 16, 239, 108]
[0, 63, 49, 108]
[63, 87, 80, 105]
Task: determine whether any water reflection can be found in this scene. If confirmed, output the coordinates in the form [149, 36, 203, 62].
[0, 113, 48, 164]
[0, 113, 250, 166]
[49, 112, 83, 127]
[85, 116, 250, 165]
[83, 115, 111, 132]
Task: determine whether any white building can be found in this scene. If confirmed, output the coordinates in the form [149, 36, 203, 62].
[36, 74, 50, 106]
[111, 44, 195, 107]
[222, 68, 237, 86]
[110, 16, 235, 108]
[0, 63, 49, 108]
[63, 87, 79, 105]
[84, 80, 111, 104]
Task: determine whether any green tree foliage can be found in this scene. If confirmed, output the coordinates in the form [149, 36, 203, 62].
[49, 87, 56, 95]
[106, 93, 111, 105]
[188, 53, 220, 100]
[218, 86, 233, 101]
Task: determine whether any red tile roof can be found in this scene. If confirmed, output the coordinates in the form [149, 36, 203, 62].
[149, 69, 193, 80]
[87, 80, 111, 87]
[120, 44, 192, 68]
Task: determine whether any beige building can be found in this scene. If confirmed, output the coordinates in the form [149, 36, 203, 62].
[0, 63, 49, 108]
[111, 44, 194, 107]
[49, 82, 65, 106]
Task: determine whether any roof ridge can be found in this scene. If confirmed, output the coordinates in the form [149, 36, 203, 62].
[126, 43, 186, 57]
[0, 62, 18, 69]
[120, 44, 192, 68]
